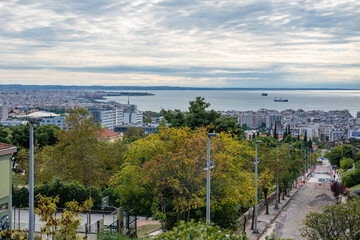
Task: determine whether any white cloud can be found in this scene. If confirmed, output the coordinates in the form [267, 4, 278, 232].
[0, 0, 359, 87]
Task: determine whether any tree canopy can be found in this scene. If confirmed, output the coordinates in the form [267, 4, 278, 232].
[161, 97, 244, 138]
[111, 127, 254, 229]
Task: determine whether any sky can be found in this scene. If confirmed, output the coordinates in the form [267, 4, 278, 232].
[0, 0, 360, 88]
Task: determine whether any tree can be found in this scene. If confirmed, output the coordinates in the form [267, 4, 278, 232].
[35, 194, 92, 240]
[301, 198, 360, 240]
[0, 126, 11, 144]
[273, 123, 278, 140]
[124, 127, 147, 142]
[340, 157, 354, 170]
[326, 145, 353, 167]
[34, 124, 60, 147]
[34, 108, 127, 187]
[303, 131, 307, 145]
[111, 127, 254, 230]
[162, 97, 244, 138]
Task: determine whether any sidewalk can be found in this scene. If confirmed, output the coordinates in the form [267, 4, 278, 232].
[244, 186, 301, 240]
[244, 168, 316, 240]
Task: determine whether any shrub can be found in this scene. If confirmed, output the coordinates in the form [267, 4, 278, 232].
[155, 221, 247, 240]
[340, 157, 353, 170]
[342, 169, 360, 188]
[13, 179, 102, 209]
[301, 198, 360, 239]
[12, 187, 29, 208]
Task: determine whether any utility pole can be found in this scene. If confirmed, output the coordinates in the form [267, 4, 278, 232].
[253, 140, 262, 233]
[205, 133, 217, 224]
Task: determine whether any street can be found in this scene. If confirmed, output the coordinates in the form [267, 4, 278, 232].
[260, 159, 335, 239]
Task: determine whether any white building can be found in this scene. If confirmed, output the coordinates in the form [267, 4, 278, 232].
[0, 106, 8, 120]
[116, 104, 143, 125]
[89, 109, 116, 130]
[266, 115, 282, 129]
[0, 120, 27, 126]
[40, 116, 66, 129]
[239, 112, 258, 129]
[348, 129, 360, 139]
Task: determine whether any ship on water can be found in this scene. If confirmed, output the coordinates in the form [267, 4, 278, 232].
[274, 97, 288, 102]
[261, 93, 268, 96]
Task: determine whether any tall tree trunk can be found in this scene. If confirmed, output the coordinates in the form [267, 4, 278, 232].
[282, 189, 286, 200]
[278, 188, 281, 204]
[263, 188, 269, 214]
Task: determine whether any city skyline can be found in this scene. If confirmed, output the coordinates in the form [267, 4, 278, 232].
[1, 0, 360, 88]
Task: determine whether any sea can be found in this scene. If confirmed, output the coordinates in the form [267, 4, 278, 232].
[100, 90, 360, 117]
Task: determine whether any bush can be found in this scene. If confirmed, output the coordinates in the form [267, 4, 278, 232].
[340, 157, 354, 170]
[13, 179, 102, 209]
[342, 169, 360, 188]
[301, 198, 360, 239]
[155, 221, 247, 240]
[12, 187, 29, 208]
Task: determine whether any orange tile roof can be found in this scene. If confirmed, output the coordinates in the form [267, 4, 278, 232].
[97, 128, 120, 138]
[0, 142, 12, 150]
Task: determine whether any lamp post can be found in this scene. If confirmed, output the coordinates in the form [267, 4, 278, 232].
[253, 140, 262, 233]
[287, 145, 291, 197]
[205, 133, 218, 224]
[275, 143, 281, 210]
[26, 116, 43, 240]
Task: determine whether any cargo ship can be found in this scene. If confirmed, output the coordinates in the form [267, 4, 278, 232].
[274, 97, 288, 102]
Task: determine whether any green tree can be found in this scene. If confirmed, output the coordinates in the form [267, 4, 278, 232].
[273, 123, 278, 140]
[340, 157, 354, 170]
[34, 124, 60, 147]
[124, 127, 147, 142]
[35, 108, 126, 188]
[162, 97, 244, 138]
[301, 197, 360, 240]
[326, 145, 353, 167]
[111, 127, 254, 230]
[0, 126, 11, 144]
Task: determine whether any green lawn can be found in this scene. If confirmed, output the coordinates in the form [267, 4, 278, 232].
[338, 168, 355, 179]
[349, 184, 360, 192]
[12, 173, 27, 186]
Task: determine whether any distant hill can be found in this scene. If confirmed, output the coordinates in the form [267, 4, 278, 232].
[0, 84, 357, 91]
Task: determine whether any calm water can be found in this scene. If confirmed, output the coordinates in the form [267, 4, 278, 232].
[102, 90, 360, 116]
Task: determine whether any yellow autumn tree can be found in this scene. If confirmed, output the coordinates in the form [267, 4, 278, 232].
[111, 127, 254, 230]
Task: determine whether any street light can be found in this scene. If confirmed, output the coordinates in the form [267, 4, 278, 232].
[275, 143, 281, 210]
[253, 140, 262, 234]
[205, 133, 218, 224]
[287, 145, 291, 197]
[26, 116, 43, 240]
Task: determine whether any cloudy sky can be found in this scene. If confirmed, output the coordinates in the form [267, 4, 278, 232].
[0, 0, 359, 88]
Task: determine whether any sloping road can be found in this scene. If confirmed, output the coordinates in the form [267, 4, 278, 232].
[260, 160, 335, 240]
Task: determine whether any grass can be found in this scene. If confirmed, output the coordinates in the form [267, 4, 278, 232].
[136, 224, 162, 238]
[349, 183, 360, 192]
[12, 173, 27, 186]
[338, 168, 355, 179]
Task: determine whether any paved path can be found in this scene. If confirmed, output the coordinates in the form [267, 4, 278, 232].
[260, 160, 335, 240]
[244, 159, 335, 240]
